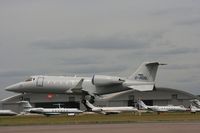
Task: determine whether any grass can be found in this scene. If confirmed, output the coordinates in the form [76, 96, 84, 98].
[0, 112, 200, 126]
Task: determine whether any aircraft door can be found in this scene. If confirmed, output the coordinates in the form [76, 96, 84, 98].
[37, 77, 44, 87]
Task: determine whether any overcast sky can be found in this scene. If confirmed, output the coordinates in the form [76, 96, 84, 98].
[0, 0, 200, 100]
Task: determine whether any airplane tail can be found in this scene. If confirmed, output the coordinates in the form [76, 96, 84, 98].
[190, 99, 200, 107]
[84, 100, 103, 112]
[128, 62, 163, 82]
[85, 100, 96, 110]
[137, 100, 148, 109]
[190, 104, 198, 112]
[17, 101, 32, 111]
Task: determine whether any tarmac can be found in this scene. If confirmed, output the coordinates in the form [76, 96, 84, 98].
[1, 122, 200, 133]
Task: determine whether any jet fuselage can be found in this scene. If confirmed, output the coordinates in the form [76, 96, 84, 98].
[5, 62, 162, 96]
[6, 76, 134, 95]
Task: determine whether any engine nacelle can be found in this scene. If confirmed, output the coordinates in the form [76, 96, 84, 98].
[92, 75, 124, 87]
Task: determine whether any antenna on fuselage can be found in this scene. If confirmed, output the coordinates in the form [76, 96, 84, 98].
[53, 103, 64, 108]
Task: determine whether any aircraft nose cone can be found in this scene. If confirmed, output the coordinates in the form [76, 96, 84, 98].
[5, 83, 22, 92]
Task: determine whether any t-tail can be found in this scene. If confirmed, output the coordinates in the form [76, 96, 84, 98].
[17, 101, 32, 112]
[84, 100, 97, 110]
[190, 104, 199, 113]
[128, 62, 165, 82]
[125, 62, 166, 91]
[84, 100, 103, 112]
[190, 99, 200, 107]
[137, 100, 148, 109]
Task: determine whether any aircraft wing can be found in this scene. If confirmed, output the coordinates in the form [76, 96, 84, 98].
[43, 112, 61, 116]
[101, 111, 121, 115]
[66, 79, 84, 93]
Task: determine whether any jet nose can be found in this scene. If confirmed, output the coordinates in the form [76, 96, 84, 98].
[5, 83, 23, 92]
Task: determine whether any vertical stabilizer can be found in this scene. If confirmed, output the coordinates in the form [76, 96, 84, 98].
[128, 62, 162, 82]
[191, 99, 200, 108]
[137, 100, 148, 109]
[85, 100, 96, 110]
[190, 104, 198, 113]
[18, 101, 32, 112]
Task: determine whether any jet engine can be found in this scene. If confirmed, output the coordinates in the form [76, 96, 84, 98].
[92, 75, 125, 87]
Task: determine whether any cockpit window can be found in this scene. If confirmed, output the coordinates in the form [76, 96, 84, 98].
[25, 78, 35, 82]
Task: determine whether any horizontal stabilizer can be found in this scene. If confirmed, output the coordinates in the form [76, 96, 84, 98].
[128, 84, 154, 91]
[137, 100, 148, 109]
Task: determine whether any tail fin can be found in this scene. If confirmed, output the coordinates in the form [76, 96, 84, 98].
[53, 103, 64, 108]
[190, 104, 197, 109]
[190, 99, 200, 107]
[190, 104, 198, 112]
[128, 62, 163, 82]
[17, 101, 32, 111]
[137, 100, 148, 109]
[85, 100, 96, 110]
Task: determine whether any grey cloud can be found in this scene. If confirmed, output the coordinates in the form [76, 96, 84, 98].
[118, 47, 200, 60]
[151, 7, 191, 16]
[150, 4, 200, 27]
[163, 65, 190, 70]
[173, 74, 200, 83]
[162, 64, 196, 70]
[59, 58, 98, 66]
[0, 70, 33, 78]
[31, 36, 149, 50]
[162, 64, 200, 70]
[58, 64, 128, 75]
[144, 47, 200, 57]
[0, 69, 56, 78]
[175, 78, 195, 83]
[58, 56, 103, 66]
[175, 18, 200, 26]
[160, 47, 200, 55]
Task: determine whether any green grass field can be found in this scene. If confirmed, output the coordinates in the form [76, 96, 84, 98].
[1, 112, 200, 126]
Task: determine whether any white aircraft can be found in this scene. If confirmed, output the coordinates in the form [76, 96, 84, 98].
[18, 101, 83, 116]
[5, 62, 164, 101]
[0, 110, 17, 116]
[84, 100, 138, 115]
[190, 104, 200, 113]
[190, 99, 200, 108]
[137, 100, 187, 114]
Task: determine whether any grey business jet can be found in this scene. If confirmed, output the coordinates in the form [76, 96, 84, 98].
[18, 101, 83, 116]
[6, 62, 163, 101]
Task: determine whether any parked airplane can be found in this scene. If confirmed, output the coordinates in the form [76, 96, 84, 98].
[18, 101, 83, 116]
[6, 62, 164, 101]
[0, 110, 17, 116]
[83, 100, 138, 115]
[190, 99, 200, 108]
[190, 104, 200, 113]
[137, 100, 187, 114]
